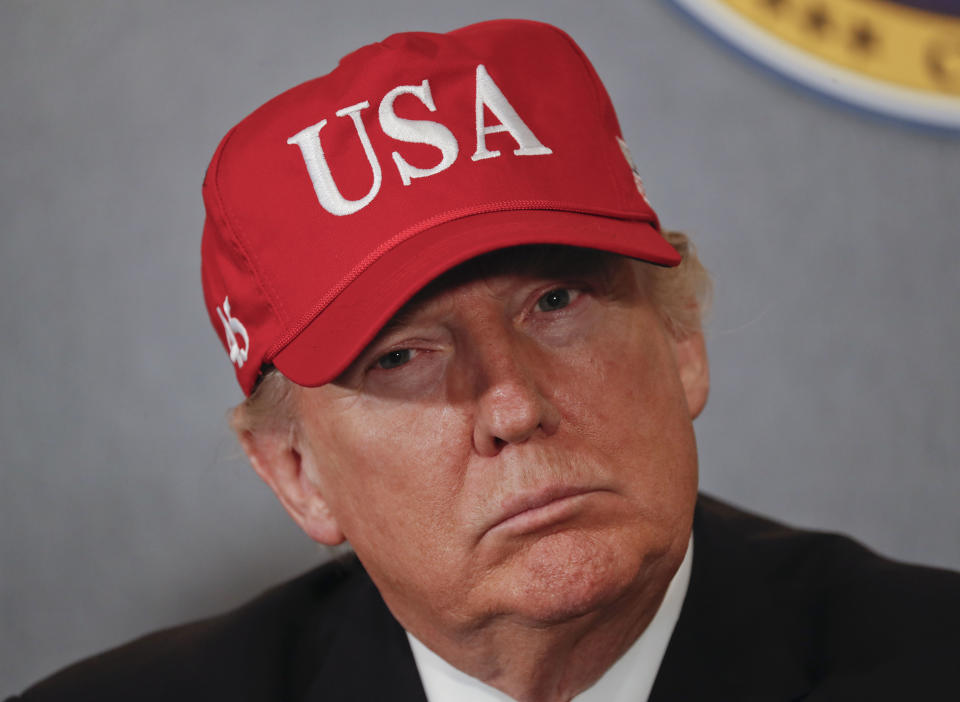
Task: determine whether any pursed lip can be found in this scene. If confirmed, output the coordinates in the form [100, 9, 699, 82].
[485, 486, 597, 536]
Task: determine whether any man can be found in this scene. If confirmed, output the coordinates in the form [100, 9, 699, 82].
[11, 18, 958, 702]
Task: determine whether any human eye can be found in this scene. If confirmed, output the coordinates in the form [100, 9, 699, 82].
[375, 348, 415, 370]
[363, 342, 444, 397]
[536, 288, 578, 312]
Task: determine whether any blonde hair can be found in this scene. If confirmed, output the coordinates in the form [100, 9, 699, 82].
[230, 231, 711, 435]
[646, 230, 712, 339]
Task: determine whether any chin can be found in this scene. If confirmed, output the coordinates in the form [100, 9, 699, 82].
[503, 529, 655, 626]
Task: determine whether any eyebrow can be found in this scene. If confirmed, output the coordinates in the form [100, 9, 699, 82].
[378, 305, 420, 337]
[367, 290, 439, 348]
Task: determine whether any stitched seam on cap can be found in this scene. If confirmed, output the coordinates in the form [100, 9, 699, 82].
[212, 126, 290, 326]
[545, 23, 632, 211]
[263, 201, 653, 360]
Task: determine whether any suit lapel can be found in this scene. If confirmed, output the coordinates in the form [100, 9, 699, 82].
[649, 497, 813, 701]
[302, 564, 428, 702]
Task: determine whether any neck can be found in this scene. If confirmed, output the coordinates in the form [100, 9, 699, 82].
[462, 594, 661, 701]
[400, 543, 691, 702]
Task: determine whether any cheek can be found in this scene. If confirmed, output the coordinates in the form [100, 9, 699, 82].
[310, 401, 483, 605]
[551, 321, 698, 495]
[549, 322, 662, 428]
[311, 401, 471, 533]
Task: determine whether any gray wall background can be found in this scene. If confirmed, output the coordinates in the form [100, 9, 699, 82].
[2, 0, 958, 693]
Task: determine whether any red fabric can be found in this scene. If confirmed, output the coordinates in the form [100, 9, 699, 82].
[201, 19, 678, 395]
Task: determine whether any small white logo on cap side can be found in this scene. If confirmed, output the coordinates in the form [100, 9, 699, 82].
[216, 296, 250, 368]
[616, 136, 649, 201]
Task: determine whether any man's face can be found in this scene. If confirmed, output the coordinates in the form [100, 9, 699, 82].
[272, 247, 706, 637]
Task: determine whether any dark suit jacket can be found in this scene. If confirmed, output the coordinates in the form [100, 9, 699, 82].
[10, 495, 959, 700]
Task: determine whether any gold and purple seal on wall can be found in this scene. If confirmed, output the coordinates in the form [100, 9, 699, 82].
[668, 0, 960, 129]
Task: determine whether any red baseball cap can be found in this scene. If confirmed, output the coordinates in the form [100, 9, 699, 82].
[201, 19, 680, 395]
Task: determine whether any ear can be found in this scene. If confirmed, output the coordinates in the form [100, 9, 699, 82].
[672, 331, 710, 420]
[238, 428, 346, 546]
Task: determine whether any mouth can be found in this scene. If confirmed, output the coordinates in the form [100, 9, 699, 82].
[486, 486, 599, 537]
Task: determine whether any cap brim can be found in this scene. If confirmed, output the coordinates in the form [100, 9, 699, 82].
[271, 209, 679, 388]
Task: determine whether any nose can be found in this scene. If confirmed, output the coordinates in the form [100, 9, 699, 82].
[469, 328, 561, 458]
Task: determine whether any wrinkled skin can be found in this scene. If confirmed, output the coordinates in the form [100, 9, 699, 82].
[242, 248, 709, 701]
